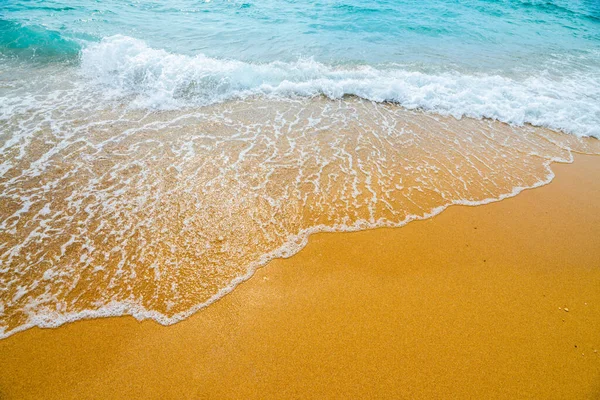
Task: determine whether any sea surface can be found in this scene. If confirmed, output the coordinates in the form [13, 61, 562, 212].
[1, 0, 599, 337]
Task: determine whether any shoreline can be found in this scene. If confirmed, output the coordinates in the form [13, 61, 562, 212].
[0, 153, 599, 399]
[0, 145, 563, 340]
[3, 96, 600, 339]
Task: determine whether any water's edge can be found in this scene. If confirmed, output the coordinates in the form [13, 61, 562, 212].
[1, 148, 590, 340]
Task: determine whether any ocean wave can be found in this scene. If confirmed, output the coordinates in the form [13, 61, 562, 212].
[515, 0, 600, 23]
[81, 35, 600, 137]
[0, 19, 81, 61]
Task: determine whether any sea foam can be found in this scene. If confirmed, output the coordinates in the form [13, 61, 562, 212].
[81, 35, 600, 137]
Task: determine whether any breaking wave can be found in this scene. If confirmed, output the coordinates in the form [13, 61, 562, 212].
[81, 35, 600, 137]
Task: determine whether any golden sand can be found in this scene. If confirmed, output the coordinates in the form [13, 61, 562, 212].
[0, 153, 598, 399]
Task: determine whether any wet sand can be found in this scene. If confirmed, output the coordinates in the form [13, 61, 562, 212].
[0, 154, 599, 399]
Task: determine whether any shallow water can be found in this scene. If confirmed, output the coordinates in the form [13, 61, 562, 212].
[1, 0, 599, 337]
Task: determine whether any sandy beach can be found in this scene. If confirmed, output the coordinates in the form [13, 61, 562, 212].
[2, 1, 600, 398]
[0, 153, 598, 399]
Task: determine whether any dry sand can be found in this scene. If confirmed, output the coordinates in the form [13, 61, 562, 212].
[0, 154, 599, 399]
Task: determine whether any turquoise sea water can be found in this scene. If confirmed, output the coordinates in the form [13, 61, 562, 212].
[1, 0, 599, 135]
[2, 0, 600, 66]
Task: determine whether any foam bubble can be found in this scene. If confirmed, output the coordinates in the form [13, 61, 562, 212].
[80, 35, 600, 137]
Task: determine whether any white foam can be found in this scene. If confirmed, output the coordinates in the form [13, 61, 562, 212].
[81, 35, 600, 137]
[0, 156, 562, 340]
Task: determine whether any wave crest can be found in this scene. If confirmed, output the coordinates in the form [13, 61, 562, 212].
[79, 35, 600, 137]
